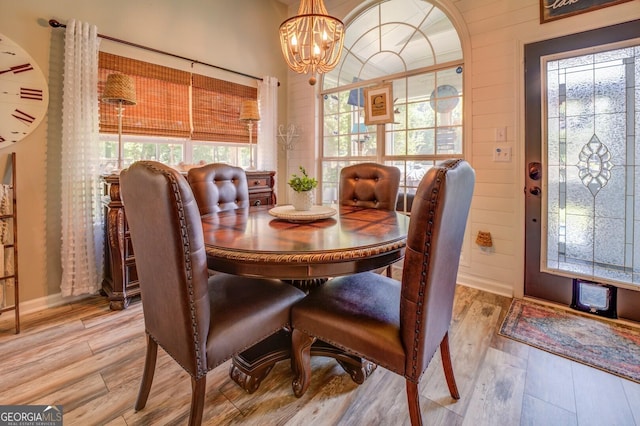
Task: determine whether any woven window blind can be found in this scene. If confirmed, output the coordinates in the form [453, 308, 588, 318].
[98, 52, 256, 143]
[192, 74, 256, 143]
[99, 52, 191, 137]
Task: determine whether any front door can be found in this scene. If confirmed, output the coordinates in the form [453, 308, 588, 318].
[524, 20, 640, 322]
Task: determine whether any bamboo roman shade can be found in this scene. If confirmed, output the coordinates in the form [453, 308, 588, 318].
[99, 52, 191, 137]
[191, 74, 257, 142]
[98, 52, 256, 143]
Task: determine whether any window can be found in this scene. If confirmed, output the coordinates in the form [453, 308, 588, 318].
[98, 52, 257, 172]
[320, 0, 464, 211]
[543, 40, 640, 289]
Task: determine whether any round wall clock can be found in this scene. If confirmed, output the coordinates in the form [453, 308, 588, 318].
[0, 32, 49, 149]
[430, 84, 459, 114]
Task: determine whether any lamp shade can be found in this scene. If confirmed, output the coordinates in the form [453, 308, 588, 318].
[239, 100, 260, 122]
[102, 73, 137, 105]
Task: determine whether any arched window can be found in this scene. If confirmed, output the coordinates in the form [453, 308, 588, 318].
[320, 0, 464, 210]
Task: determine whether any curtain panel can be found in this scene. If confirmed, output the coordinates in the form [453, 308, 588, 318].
[257, 76, 279, 172]
[60, 20, 103, 297]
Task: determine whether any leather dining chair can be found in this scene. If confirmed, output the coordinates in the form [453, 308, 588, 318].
[120, 161, 305, 426]
[290, 159, 475, 426]
[187, 163, 250, 215]
[339, 162, 401, 211]
[339, 162, 401, 276]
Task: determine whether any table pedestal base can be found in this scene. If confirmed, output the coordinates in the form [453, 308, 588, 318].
[229, 329, 376, 393]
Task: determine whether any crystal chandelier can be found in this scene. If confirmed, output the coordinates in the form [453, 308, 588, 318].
[279, 0, 345, 85]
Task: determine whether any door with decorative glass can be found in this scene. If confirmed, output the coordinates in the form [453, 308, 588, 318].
[524, 21, 640, 322]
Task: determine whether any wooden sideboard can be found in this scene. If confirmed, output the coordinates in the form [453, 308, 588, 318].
[101, 169, 276, 310]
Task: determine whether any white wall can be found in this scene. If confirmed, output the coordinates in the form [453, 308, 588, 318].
[283, 0, 640, 297]
[0, 0, 289, 308]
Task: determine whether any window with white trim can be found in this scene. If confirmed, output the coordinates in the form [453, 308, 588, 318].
[320, 0, 464, 211]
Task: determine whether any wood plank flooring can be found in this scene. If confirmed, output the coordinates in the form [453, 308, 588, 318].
[1, 269, 639, 425]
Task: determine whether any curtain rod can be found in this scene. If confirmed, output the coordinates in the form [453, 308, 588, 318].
[48, 19, 272, 84]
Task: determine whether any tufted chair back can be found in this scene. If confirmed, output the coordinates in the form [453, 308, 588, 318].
[339, 163, 401, 210]
[187, 163, 249, 215]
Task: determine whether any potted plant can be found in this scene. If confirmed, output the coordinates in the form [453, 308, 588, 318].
[288, 166, 317, 211]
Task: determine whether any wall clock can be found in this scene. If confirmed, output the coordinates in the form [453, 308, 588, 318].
[0, 32, 49, 149]
[430, 84, 459, 114]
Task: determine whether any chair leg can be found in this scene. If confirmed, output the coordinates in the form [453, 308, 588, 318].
[385, 265, 392, 277]
[406, 380, 423, 426]
[189, 376, 206, 426]
[439, 332, 460, 399]
[135, 335, 158, 411]
[291, 328, 315, 398]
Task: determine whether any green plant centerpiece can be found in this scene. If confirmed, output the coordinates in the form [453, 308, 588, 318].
[288, 166, 318, 192]
[288, 166, 317, 211]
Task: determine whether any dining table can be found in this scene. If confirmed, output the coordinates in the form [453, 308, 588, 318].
[201, 204, 410, 393]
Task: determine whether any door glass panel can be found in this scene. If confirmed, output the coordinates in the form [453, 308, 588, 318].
[543, 41, 640, 288]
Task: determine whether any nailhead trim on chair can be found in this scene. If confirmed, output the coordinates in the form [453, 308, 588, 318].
[139, 161, 206, 379]
[410, 159, 463, 379]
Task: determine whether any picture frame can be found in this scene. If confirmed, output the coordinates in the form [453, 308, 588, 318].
[540, 0, 633, 23]
[364, 83, 394, 125]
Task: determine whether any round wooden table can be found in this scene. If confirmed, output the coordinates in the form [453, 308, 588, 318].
[202, 205, 409, 283]
[201, 205, 409, 393]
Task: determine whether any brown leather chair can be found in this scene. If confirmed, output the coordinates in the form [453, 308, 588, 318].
[340, 162, 401, 276]
[339, 162, 401, 210]
[187, 163, 249, 215]
[290, 159, 475, 426]
[120, 161, 305, 426]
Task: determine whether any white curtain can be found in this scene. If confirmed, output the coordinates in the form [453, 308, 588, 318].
[257, 76, 279, 172]
[60, 20, 103, 296]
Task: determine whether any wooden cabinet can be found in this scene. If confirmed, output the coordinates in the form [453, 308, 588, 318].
[246, 170, 276, 206]
[101, 174, 137, 310]
[101, 169, 275, 310]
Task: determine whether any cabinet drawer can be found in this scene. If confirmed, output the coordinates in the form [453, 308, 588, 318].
[249, 192, 273, 207]
[248, 177, 269, 190]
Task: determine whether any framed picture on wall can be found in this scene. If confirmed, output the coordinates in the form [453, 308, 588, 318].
[364, 84, 394, 125]
[540, 0, 633, 23]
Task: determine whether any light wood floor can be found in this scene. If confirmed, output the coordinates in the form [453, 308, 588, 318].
[1, 269, 639, 425]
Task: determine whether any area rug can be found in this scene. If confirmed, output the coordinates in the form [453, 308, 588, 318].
[499, 298, 640, 384]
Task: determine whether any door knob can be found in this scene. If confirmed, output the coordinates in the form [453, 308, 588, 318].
[528, 162, 542, 180]
[529, 186, 541, 196]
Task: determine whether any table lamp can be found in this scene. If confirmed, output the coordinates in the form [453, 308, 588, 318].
[240, 100, 260, 170]
[102, 73, 137, 171]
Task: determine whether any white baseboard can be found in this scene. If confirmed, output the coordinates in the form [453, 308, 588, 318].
[1, 292, 95, 321]
[457, 272, 513, 298]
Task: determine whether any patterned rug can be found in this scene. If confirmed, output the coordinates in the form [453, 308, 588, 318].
[499, 298, 640, 383]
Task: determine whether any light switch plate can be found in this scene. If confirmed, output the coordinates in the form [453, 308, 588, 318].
[493, 146, 512, 162]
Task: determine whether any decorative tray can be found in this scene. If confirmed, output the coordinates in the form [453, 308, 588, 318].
[268, 205, 337, 223]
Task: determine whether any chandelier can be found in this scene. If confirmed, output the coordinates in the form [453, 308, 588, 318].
[279, 0, 345, 85]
